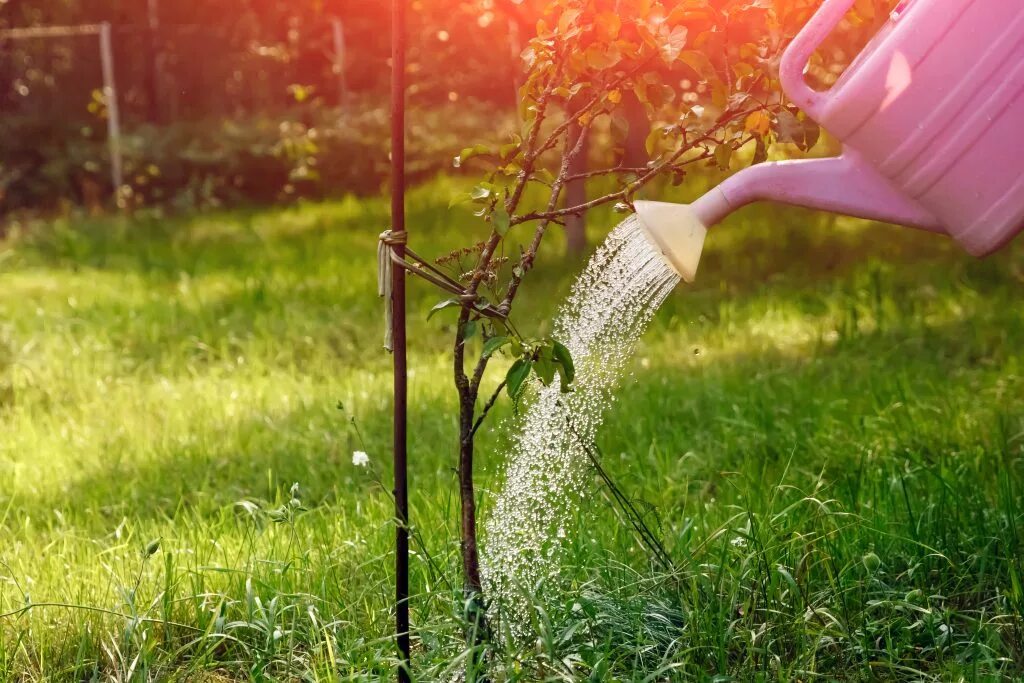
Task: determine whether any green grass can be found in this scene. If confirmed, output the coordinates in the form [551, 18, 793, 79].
[1, 176, 1023, 680]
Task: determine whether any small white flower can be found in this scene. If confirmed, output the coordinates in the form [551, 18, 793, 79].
[352, 450, 370, 467]
[730, 536, 747, 548]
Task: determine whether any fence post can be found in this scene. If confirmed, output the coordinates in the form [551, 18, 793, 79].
[98, 22, 123, 205]
[331, 18, 348, 107]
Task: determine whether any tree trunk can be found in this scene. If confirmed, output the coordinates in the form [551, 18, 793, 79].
[621, 90, 648, 168]
[563, 121, 589, 255]
[459, 393, 483, 595]
[457, 385, 489, 677]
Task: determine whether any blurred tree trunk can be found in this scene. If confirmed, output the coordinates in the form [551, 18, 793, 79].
[621, 90, 648, 169]
[563, 120, 589, 255]
[145, 0, 162, 124]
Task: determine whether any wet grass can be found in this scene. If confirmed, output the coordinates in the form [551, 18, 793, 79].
[1, 177, 1022, 680]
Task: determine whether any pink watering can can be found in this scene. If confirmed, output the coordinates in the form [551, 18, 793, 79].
[636, 0, 1024, 282]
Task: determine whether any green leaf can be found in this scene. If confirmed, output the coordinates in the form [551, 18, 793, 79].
[482, 335, 510, 358]
[427, 299, 461, 319]
[534, 346, 556, 386]
[499, 141, 521, 161]
[449, 192, 474, 208]
[506, 358, 531, 399]
[463, 320, 478, 341]
[470, 183, 494, 202]
[493, 207, 511, 236]
[533, 168, 556, 186]
[457, 144, 492, 166]
[551, 340, 575, 386]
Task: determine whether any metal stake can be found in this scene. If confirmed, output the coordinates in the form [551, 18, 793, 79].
[390, 0, 410, 679]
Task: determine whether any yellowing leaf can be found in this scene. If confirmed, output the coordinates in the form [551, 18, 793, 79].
[595, 12, 622, 41]
[585, 42, 621, 70]
[679, 50, 714, 80]
[744, 110, 771, 136]
[607, 89, 622, 104]
[714, 143, 733, 171]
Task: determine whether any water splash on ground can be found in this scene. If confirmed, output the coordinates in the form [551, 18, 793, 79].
[482, 215, 680, 634]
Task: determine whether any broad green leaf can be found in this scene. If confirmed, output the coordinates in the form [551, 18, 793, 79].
[551, 340, 575, 385]
[449, 192, 474, 208]
[457, 144, 492, 166]
[463, 320, 478, 341]
[506, 358, 531, 399]
[534, 346, 556, 386]
[427, 299, 461, 319]
[482, 335, 510, 358]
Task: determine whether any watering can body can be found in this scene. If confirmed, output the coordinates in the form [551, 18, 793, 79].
[637, 0, 1024, 278]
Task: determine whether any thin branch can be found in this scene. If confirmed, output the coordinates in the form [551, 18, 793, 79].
[515, 151, 714, 222]
[564, 165, 650, 182]
[470, 379, 508, 439]
[566, 419, 676, 574]
[496, 117, 588, 313]
[510, 109, 764, 226]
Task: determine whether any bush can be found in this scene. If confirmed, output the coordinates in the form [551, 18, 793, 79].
[0, 98, 514, 214]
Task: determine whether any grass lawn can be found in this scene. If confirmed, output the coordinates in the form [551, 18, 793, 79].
[1, 176, 1023, 680]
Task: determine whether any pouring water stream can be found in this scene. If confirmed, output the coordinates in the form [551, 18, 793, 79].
[482, 210, 704, 632]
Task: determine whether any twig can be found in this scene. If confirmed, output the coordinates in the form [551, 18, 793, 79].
[566, 419, 676, 574]
[563, 165, 650, 182]
[470, 380, 508, 438]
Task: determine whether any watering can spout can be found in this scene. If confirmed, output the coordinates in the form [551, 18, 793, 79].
[697, 151, 943, 232]
[635, 151, 944, 283]
[633, 200, 708, 283]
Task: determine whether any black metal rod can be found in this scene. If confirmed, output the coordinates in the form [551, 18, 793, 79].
[390, 0, 410, 680]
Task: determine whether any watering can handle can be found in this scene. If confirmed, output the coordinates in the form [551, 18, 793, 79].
[780, 0, 858, 121]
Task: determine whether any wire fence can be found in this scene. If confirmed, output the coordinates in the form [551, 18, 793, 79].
[1, 20, 355, 130]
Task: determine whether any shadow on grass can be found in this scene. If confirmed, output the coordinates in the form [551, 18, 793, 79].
[20, 298, 1022, 532]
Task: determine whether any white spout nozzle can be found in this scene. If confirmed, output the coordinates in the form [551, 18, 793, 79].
[633, 200, 710, 283]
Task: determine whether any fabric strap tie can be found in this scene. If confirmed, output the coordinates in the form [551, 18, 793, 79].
[378, 229, 408, 352]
